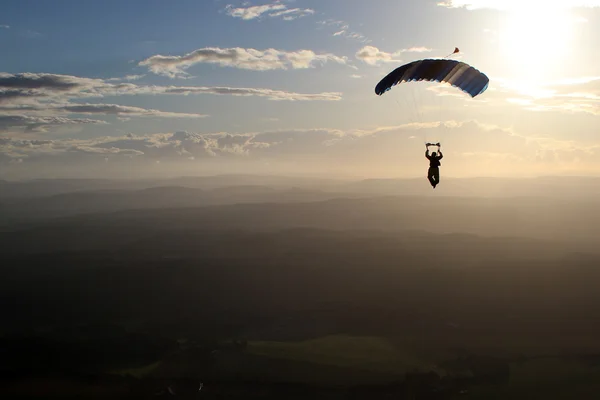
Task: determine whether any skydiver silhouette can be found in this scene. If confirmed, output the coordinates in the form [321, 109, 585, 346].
[425, 143, 443, 188]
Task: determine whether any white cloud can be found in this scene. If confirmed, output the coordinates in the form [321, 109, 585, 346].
[0, 25, 9, 29]
[2, 121, 598, 178]
[225, 2, 314, 21]
[426, 84, 472, 98]
[318, 19, 369, 43]
[225, 3, 285, 19]
[402, 47, 433, 53]
[266, 7, 315, 21]
[516, 98, 600, 116]
[355, 46, 402, 66]
[355, 46, 434, 66]
[493, 75, 600, 116]
[0, 72, 341, 128]
[154, 86, 342, 101]
[21, 30, 42, 38]
[552, 77, 600, 86]
[0, 71, 341, 134]
[0, 136, 144, 163]
[0, 114, 106, 133]
[139, 47, 347, 77]
[0, 72, 342, 103]
[53, 104, 208, 118]
[0, 103, 209, 119]
[106, 74, 146, 82]
[0, 72, 107, 96]
[437, 0, 600, 9]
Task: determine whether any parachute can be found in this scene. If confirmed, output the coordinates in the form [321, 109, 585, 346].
[375, 59, 489, 98]
[373, 53, 489, 148]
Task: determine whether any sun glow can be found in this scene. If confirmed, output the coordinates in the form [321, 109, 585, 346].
[497, 5, 577, 83]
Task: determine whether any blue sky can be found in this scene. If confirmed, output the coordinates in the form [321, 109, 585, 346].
[1, 0, 600, 179]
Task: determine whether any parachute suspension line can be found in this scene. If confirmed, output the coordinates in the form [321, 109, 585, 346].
[408, 85, 427, 144]
[437, 83, 447, 148]
[374, 55, 489, 155]
[394, 85, 423, 143]
[392, 88, 423, 144]
[393, 90, 414, 126]
[440, 48, 459, 148]
[410, 85, 423, 122]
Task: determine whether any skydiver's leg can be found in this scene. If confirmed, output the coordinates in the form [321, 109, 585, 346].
[433, 168, 440, 184]
[427, 167, 436, 187]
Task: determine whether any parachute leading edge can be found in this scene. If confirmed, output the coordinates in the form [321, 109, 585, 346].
[374, 59, 489, 98]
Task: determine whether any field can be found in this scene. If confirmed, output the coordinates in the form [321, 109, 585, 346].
[247, 335, 434, 375]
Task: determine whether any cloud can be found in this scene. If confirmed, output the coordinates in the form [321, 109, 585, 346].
[426, 84, 472, 98]
[53, 104, 208, 118]
[0, 72, 341, 104]
[139, 47, 347, 77]
[318, 19, 369, 43]
[0, 136, 144, 164]
[0, 72, 103, 92]
[0, 72, 340, 131]
[225, 2, 314, 21]
[155, 86, 342, 101]
[355, 46, 434, 66]
[437, 0, 600, 10]
[512, 97, 600, 116]
[493, 76, 600, 116]
[105, 74, 146, 82]
[2, 121, 598, 178]
[403, 47, 433, 53]
[0, 72, 111, 104]
[0, 128, 346, 165]
[0, 103, 209, 119]
[20, 29, 43, 39]
[0, 114, 106, 133]
[355, 46, 402, 66]
[0, 25, 9, 29]
[269, 7, 315, 21]
[0, 121, 508, 158]
[225, 3, 285, 19]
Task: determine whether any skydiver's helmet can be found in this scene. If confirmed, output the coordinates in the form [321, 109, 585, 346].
[432, 152, 437, 157]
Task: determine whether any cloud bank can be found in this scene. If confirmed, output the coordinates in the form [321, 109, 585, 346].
[0, 72, 342, 133]
[225, 2, 314, 21]
[437, 0, 600, 10]
[318, 19, 370, 43]
[139, 47, 347, 78]
[491, 76, 600, 116]
[355, 46, 433, 66]
[3, 121, 593, 179]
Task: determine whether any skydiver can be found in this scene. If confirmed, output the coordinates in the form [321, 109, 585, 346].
[425, 143, 443, 188]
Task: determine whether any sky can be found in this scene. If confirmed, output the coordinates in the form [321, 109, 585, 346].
[1, 0, 599, 180]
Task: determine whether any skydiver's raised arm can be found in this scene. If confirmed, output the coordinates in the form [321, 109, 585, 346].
[425, 149, 431, 159]
[437, 150, 443, 159]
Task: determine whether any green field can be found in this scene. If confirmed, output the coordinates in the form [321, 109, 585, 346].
[247, 335, 437, 375]
[466, 359, 600, 399]
[242, 335, 600, 396]
[111, 361, 162, 378]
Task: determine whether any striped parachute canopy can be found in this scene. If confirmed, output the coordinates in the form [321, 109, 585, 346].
[375, 59, 489, 98]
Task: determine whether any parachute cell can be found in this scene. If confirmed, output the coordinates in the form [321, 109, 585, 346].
[374, 59, 489, 98]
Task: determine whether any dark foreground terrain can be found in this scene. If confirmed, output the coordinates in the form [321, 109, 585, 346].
[1, 176, 600, 398]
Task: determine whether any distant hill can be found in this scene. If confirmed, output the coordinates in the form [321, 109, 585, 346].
[2, 195, 599, 255]
[4, 175, 600, 199]
[0, 174, 346, 199]
[0, 185, 366, 227]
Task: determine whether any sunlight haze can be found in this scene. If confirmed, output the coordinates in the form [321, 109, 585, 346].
[1, 0, 599, 179]
[3, 3, 600, 398]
